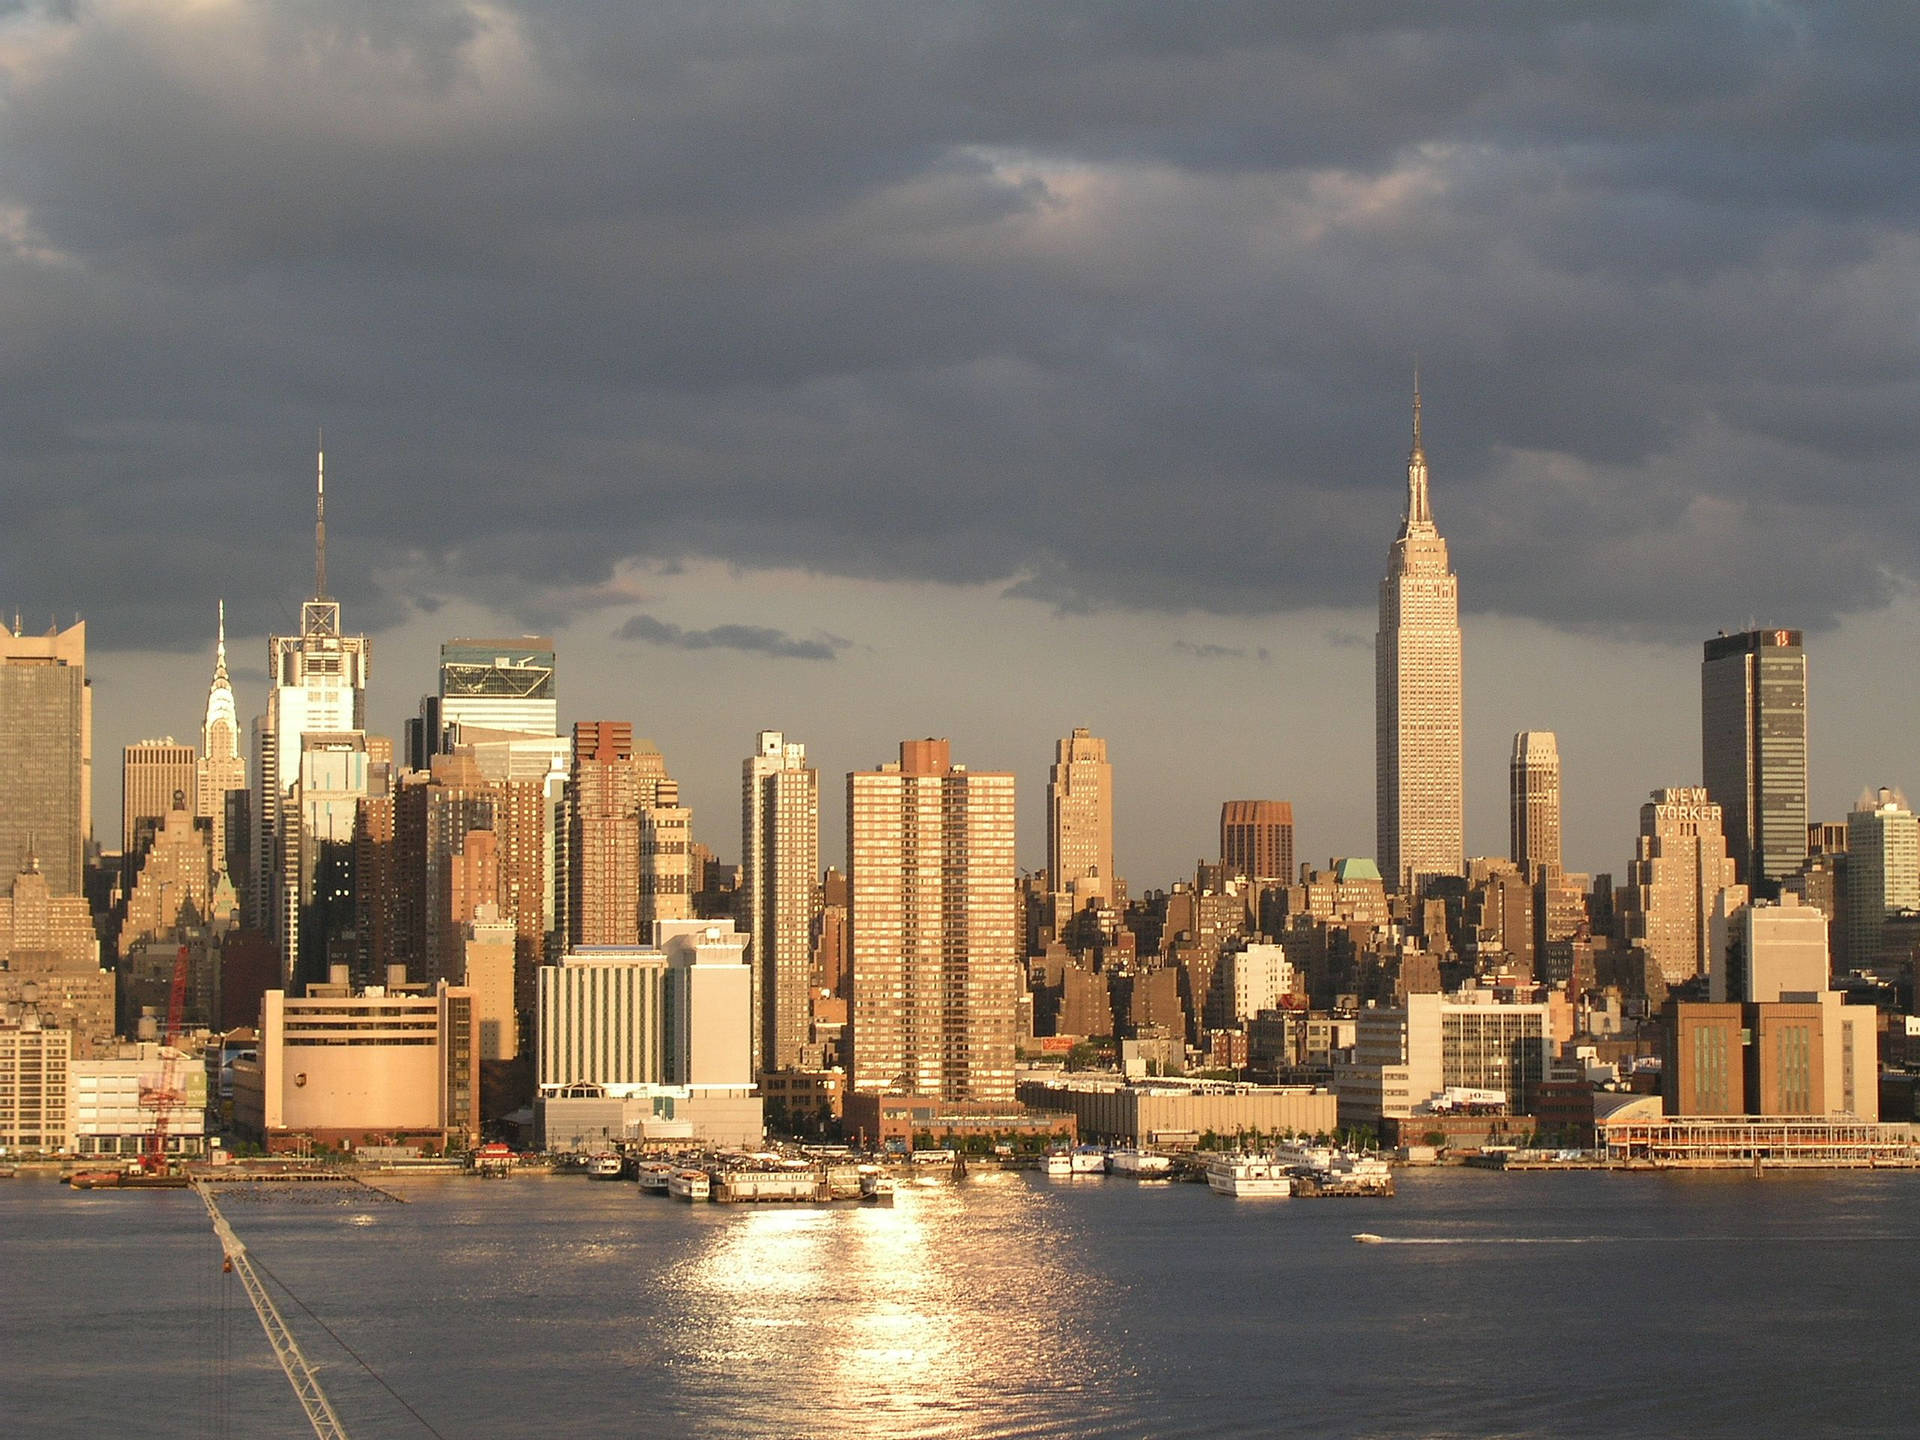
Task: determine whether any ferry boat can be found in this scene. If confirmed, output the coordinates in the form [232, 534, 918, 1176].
[666, 1168, 711, 1202]
[858, 1166, 895, 1204]
[711, 1166, 824, 1204]
[1070, 1146, 1107, 1175]
[1105, 1149, 1174, 1178]
[1204, 1154, 1293, 1197]
[586, 1152, 625, 1180]
[635, 1160, 675, 1194]
[1041, 1151, 1075, 1178]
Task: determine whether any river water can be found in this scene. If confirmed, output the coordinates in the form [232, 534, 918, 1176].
[7, 1166, 1917, 1437]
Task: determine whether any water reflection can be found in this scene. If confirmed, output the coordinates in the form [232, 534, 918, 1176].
[675, 1180, 1114, 1439]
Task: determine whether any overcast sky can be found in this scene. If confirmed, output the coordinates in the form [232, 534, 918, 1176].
[6, 3, 1919, 887]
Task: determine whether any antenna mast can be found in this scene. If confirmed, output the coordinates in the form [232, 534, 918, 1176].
[314, 430, 327, 601]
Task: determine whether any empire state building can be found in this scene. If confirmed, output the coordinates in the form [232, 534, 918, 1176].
[1375, 383, 1463, 894]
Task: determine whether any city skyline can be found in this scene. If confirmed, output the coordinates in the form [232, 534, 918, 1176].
[67, 474, 1920, 897]
[12, 11, 1920, 1435]
[9, 4, 1920, 892]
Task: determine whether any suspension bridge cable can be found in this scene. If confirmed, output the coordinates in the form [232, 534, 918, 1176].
[248, 1253, 452, 1440]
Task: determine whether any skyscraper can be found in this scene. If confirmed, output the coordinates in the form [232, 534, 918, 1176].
[639, 779, 695, 932]
[848, 739, 1019, 1102]
[1220, 800, 1294, 885]
[394, 752, 498, 985]
[1509, 731, 1562, 882]
[1376, 382, 1463, 894]
[0, 619, 89, 897]
[1845, 789, 1919, 970]
[1702, 628, 1808, 890]
[1047, 728, 1116, 921]
[558, 722, 668, 949]
[438, 639, 558, 738]
[1621, 787, 1738, 984]
[196, 602, 249, 889]
[122, 739, 198, 858]
[741, 731, 819, 1074]
[254, 443, 370, 977]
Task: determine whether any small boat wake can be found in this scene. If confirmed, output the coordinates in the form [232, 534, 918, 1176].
[1354, 1233, 1610, 1245]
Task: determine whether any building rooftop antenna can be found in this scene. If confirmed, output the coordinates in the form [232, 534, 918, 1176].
[314, 428, 327, 602]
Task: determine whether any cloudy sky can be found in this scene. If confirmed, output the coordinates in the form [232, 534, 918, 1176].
[5, 2, 1918, 885]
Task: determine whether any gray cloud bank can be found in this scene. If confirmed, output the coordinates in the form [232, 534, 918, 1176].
[2, 2, 1918, 651]
[618, 614, 846, 662]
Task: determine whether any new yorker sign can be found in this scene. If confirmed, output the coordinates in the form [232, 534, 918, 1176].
[1650, 787, 1714, 822]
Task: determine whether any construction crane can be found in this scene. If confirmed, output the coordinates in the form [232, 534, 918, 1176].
[194, 1181, 352, 1440]
[138, 942, 193, 1173]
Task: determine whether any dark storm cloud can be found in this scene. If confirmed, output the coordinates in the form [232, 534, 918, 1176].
[2, 1, 1919, 650]
[618, 614, 847, 662]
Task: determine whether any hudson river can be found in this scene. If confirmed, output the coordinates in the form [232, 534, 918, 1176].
[9, 1167, 1918, 1437]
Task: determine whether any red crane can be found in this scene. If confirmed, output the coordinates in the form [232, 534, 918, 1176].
[138, 943, 192, 1173]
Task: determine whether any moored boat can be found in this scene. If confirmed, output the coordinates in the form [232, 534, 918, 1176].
[635, 1160, 674, 1194]
[586, 1152, 625, 1180]
[858, 1166, 895, 1204]
[1106, 1149, 1174, 1177]
[1282, 1145, 1395, 1197]
[1205, 1154, 1293, 1197]
[666, 1168, 711, 1202]
[711, 1166, 824, 1203]
[1041, 1151, 1074, 1178]
[1069, 1146, 1106, 1174]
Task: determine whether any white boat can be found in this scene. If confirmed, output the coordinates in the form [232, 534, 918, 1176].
[1041, 1151, 1074, 1177]
[1205, 1155, 1293, 1197]
[667, 1168, 711, 1202]
[1106, 1149, 1173, 1178]
[858, 1167, 895, 1204]
[1281, 1144, 1395, 1196]
[586, 1152, 625, 1180]
[635, 1160, 675, 1194]
[712, 1167, 823, 1203]
[1070, 1146, 1107, 1174]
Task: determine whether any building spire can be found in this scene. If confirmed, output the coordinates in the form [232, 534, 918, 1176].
[1412, 362, 1423, 454]
[203, 599, 239, 758]
[314, 429, 327, 602]
[1404, 368, 1433, 533]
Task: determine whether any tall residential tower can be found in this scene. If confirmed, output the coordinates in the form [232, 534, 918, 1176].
[848, 739, 1019, 1102]
[1376, 382, 1463, 893]
[741, 731, 819, 1073]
